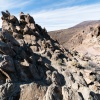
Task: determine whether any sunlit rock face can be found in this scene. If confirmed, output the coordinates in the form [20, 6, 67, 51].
[0, 10, 99, 100]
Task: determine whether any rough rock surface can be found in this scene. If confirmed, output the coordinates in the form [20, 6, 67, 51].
[0, 11, 100, 100]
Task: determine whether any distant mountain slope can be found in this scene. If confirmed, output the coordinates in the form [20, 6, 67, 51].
[48, 20, 100, 55]
[48, 20, 100, 44]
[73, 20, 100, 28]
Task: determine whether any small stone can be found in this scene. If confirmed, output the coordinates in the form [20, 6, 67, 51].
[72, 82, 79, 90]
[84, 77, 93, 84]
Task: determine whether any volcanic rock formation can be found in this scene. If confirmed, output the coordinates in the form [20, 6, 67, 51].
[0, 11, 100, 100]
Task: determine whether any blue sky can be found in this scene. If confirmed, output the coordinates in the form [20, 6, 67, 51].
[0, 0, 100, 31]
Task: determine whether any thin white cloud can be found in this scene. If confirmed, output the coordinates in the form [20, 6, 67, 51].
[0, 0, 32, 10]
[0, 2, 100, 31]
[40, 0, 87, 10]
[31, 3, 100, 31]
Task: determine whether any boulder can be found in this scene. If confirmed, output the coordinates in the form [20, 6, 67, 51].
[0, 41, 15, 56]
[0, 83, 20, 99]
[44, 84, 62, 100]
[62, 86, 83, 100]
[0, 55, 15, 72]
[20, 83, 46, 100]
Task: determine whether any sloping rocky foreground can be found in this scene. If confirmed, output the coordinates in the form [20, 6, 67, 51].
[0, 11, 100, 100]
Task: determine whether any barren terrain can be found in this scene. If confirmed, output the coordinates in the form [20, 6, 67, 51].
[0, 11, 100, 100]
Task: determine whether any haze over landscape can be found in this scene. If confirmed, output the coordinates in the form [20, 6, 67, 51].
[0, 0, 100, 31]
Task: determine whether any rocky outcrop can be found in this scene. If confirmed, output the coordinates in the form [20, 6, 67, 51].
[0, 11, 99, 100]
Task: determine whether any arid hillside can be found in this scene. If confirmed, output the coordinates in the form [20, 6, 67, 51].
[48, 20, 100, 55]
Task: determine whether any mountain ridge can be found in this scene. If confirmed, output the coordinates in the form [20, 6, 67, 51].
[48, 20, 100, 55]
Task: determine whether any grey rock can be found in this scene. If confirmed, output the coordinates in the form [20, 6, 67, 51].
[0, 55, 15, 72]
[0, 83, 20, 100]
[44, 84, 62, 100]
[0, 41, 15, 56]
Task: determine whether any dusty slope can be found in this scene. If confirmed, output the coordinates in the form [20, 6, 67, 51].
[48, 20, 100, 55]
[48, 21, 100, 44]
[0, 11, 100, 100]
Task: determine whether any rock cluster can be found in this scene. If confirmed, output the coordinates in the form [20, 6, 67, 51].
[0, 11, 100, 100]
[90, 25, 100, 37]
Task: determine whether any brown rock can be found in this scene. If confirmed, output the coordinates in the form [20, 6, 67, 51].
[20, 83, 46, 100]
